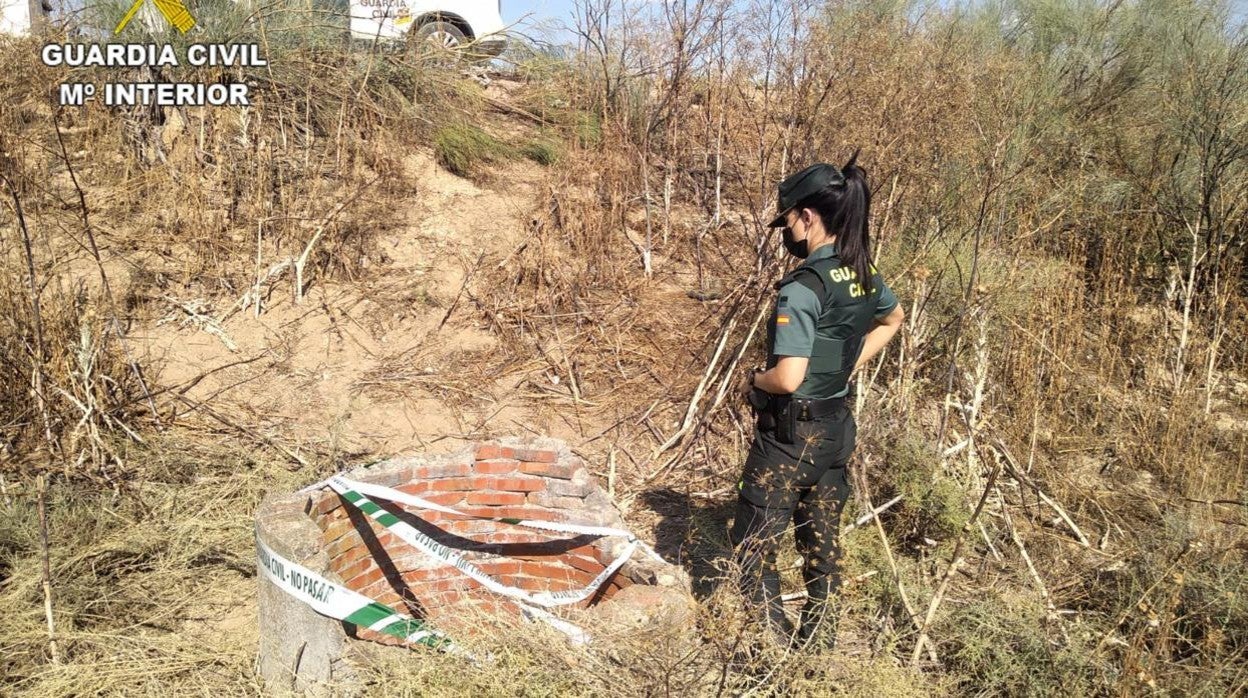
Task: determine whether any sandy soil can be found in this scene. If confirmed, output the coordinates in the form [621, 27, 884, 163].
[134, 151, 554, 461]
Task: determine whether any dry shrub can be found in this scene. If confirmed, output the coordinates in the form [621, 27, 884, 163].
[0, 187, 147, 482]
[0, 1, 500, 478]
[470, 0, 1248, 693]
[2, 0, 1246, 693]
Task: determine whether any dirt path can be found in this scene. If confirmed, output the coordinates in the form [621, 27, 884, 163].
[136, 151, 550, 461]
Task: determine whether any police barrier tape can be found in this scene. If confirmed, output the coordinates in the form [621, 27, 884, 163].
[255, 532, 453, 651]
[325, 475, 641, 609]
[261, 473, 667, 648]
[332, 476, 666, 563]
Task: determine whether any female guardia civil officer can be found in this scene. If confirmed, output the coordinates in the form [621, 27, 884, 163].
[730, 151, 904, 648]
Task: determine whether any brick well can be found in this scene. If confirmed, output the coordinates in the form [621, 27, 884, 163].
[295, 438, 686, 646]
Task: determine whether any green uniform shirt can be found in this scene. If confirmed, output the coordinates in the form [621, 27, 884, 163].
[768, 243, 898, 398]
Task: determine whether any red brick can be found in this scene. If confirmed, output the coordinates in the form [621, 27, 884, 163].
[406, 567, 457, 582]
[489, 477, 545, 493]
[336, 556, 375, 582]
[421, 492, 467, 506]
[537, 564, 598, 587]
[372, 590, 404, 610]
[425, 578, 470, 593]
[526, 492, 584, 510]
[454, 506, 504, 519]
[443, 519, 496, 536]
[519, 461, 574, 479]
[611, 570, 634, 588]
[511, 576, 542, 591]
[439, 589, 472, 605]
[512, 448, 557, 463]
[499, 506, 553, 520]
[479, 559, 522, 576]
[562, 543, 601, 559]
[430, 478, 480, 492]
[333, 543, 373, 571]
[485, 533, 524, 545]
[591, 582, 623, 604]
[412, 462, 472, 479]
[565, 555, 607, 575]
[519, 561, 561, 578]
[328, 555, 349, 576]
[322, 518, 356, 544]
[414, 511, 449, 526]
[397, 481, 434, 495]
[474, 458, 520, 475]
[357, 627, 403, 645]
[356, 579, 404, 606]
[314, 504, 349, 531]
[500, 552, 541, 563]
[327, 533, 361, 559]
[356, 574, 394, 594]
[350, 567, 386, 590]
[474, 444, 515, 461]
[357, 577, 391, 601]
[324, 506, 351, 523]
[472, 598, 522, 617]
[519, 574, 549, 589]
[565, 566, 600, 586]
[314, 493, 343, 515]
[467, 491, 525, 506]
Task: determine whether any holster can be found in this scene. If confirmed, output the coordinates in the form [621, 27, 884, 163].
[748, 388, 775, 430]
[750, 388, 800, 444]
[773, 395, 797, 444]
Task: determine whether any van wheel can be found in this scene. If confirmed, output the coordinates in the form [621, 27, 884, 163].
[414, 20, 466, 51]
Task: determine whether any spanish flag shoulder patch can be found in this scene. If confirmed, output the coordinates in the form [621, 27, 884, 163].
[776, 314, 791, 326]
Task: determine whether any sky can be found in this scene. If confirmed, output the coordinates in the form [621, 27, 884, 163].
[501, 0, 1248, 45]
[502, 0, 579, 43]
[504, 0, 577, 25]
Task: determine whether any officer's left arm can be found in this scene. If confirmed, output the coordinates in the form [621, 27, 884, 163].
[854, 276, 905, 371]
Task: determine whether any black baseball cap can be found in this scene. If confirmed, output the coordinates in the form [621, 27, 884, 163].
[767, 160, 852, 228]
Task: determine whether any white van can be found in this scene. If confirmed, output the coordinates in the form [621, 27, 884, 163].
[1, 0, 47, 35]
[350, 0, 506, 57]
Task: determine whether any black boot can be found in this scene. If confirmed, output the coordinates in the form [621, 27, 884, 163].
[729, 497, 796, 644]
[795, 572, 838, 651]
[737, 561, 794, 641]
[760, 567, 796, 640]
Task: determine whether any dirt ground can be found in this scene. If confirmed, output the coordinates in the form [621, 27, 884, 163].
[135, 152, 577, 459]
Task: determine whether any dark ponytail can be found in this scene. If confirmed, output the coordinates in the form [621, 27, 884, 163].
[796, 150, 874, 293]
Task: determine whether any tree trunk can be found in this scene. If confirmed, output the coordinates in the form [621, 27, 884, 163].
[26, 0, 46, 33]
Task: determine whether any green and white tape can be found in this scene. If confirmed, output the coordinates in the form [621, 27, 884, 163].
[256, 532, 452, 651]
[336, 476, 663, 553]
[265, 472, 665, 648]
[326, 475, 639, 609]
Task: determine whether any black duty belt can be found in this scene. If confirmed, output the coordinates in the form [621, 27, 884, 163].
[787, 396, 847, 420]
[755, 392, 847, 421]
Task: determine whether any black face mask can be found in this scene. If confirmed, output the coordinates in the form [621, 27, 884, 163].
[782, 228, 809, 259]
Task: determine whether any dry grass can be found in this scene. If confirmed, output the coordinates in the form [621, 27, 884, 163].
[0, 433, 291, 694]
[2, 0, 1248, 694]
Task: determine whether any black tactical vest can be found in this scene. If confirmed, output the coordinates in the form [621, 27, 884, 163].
[766, 254, 883, 399]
